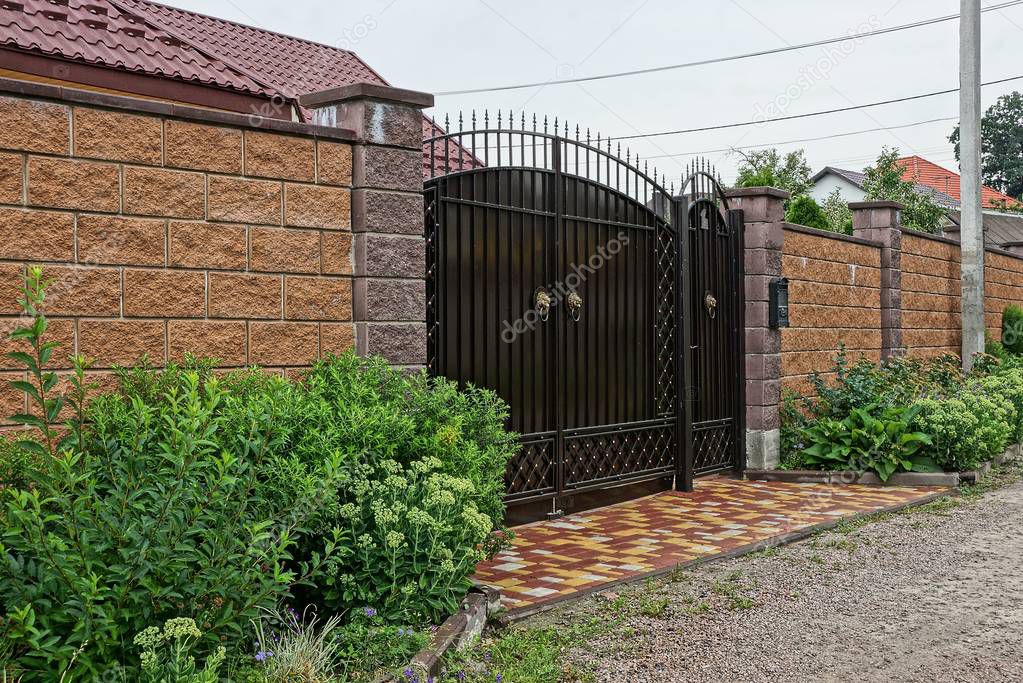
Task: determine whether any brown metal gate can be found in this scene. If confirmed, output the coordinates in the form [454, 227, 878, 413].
[424, 116, 742, 522]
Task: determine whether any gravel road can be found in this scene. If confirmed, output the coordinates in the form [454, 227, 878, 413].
[527, 469, 1023, 683]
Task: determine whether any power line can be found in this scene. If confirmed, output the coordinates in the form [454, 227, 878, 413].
[643, 117, 958, 160]
[607, 74, 1023, 142]
[434, 1, 1023, 96]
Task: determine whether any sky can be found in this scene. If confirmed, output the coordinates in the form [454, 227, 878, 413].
[162, 0, 1023, 184]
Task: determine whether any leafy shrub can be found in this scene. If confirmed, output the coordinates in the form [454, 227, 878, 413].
[911, 389, 1013, 471]
[799, 404, 935, 480]
[0, 271, 339, 678]
[784, 195, 829, 231]
[1003, 304, 1023, 354]
[329, 608, 428, 681]
[134, 617, 225, 683]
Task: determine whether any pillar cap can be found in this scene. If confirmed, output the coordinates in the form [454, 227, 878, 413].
[299, 83, 434, 110]
[848, 200, 904, 210]
[725, 186, 790, 200]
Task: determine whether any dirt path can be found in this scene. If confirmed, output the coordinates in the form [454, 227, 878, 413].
[527, 471, 1023, 682]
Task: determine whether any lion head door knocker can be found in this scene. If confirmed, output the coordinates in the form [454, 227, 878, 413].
[567, 292, 583, 322]
[704, 291, 718, 319]
[534, 287, 552, 322]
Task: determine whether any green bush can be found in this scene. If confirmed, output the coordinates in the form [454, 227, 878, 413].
[798, 404, 935, 480]
[134, 618, 225, 683]
[784, 195, 830, 231]
[0, 268, 517, 676]
[1003, 304, 1023, 354]
[0, 362, 335, 679]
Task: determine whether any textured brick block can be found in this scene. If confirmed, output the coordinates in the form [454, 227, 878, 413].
[245, 131, 315, 181]
[249, 321, 318, 366]
[0, 96, 69, 155]
[354, 234, 424, 278]
[169, 221, 247, 270]
[208, 176, 281, 225]
[0, 372, 25, 424]
[169, 320, 247, 366]
[352, 189, 422, 234]
[320, 322, 355, 355]
[0, 207, 74, 261]
[208, 272, 281, 319]
[77, 215, 165, 266]
[284, 183, 351, 229]
[353, 278, 424, 321]
[27, 157, 119, 212]
[0, 151, 23, 203]
[0, 263, 23, 314]
[317, 141, 353, 185]
[285, 276, 352, 321]
[123, 166, 205, 219]
[45, 266, 121, 316]
[73, 107, 162, 164]
[250, 227, 320, 274]
[320, 231, 352, 275]
[78, 319, 165, 367]
[0, 318, 75, 369]
[164, 120, 243, 174]
[355, 146, 421, 192]
[124, 269, 205, 318]
[359, 322, 426, 365]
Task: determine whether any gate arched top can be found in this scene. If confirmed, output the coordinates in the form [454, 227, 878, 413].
[424, 111, 677, 223]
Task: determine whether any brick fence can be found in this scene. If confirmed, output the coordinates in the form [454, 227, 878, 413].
[732, 187, 1023, 468]
[0, 79, 431, 426]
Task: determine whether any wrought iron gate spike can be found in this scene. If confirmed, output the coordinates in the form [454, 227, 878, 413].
[484, 109, 489, 127]
[532, 113, 537, 131]
[497, 109, 502, 128]
[543, 115, 548, 134]
[457, 111, 463, 132]
[444, 113, 449, 131]
[471, 109, 477, 128]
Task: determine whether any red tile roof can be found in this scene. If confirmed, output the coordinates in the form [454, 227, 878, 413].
[0, 0, 272, 96]
[0, 0, 390, 118]
[897, 155, 1020, 209]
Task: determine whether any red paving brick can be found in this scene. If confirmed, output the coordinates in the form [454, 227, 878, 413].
[474, 478, 948, 613]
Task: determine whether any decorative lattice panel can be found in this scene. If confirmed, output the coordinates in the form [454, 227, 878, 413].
[505, 438, 556, 497]
[564, 423, 675, 488]
[692, 420, 735, 474]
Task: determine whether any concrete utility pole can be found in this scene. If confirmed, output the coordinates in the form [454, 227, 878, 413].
[960, 0, 985, 371]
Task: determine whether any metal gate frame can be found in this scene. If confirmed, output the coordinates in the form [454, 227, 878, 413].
[423, 114, 743, 517]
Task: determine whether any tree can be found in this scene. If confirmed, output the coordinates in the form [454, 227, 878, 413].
[734, 148, 812, 198]
[950, 91, 1023, 201]
[861, 147, 946, 234]
[784, 194, 829, 230]
[821, 188, 853, 234]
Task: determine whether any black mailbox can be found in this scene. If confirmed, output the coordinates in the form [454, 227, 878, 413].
[769, 277, 789, 328]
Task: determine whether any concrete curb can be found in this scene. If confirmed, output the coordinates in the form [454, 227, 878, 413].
[494, 487, 955, 624]
[743, 469, 961, 486]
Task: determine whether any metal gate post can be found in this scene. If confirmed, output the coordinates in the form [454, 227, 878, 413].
[730, 208, 748, 473]
[677, 195, 694, 492]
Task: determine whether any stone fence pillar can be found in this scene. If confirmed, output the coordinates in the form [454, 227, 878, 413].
[300, 84, 434, 369]
[850, 201, 905, 359]
[726, 187, 789, 470]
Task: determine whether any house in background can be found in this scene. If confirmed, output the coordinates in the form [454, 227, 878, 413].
[808, 163, 960, 209]
[809, 155, 1023, 248]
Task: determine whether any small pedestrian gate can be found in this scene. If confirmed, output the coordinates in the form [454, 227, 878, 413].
[424, 114, 743, 522]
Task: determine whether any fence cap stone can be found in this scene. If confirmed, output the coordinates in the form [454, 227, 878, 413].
[848, 200, 905, 210]
[299, 83, 434, 109]
[724, 186, 790, 200]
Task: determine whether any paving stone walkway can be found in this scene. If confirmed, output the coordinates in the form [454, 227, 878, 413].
[474, 478, 948, 614]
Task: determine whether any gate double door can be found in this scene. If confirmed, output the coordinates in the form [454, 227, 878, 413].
[424, 121, 740, 521]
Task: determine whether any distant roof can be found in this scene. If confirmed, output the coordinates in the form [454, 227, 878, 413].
[945, 209, 1023, 248]
[0, 0, 389, 119]
[897, 155, 1021, 210]
[812, 165, 960, 207]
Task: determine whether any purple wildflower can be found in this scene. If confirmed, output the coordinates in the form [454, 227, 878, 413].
[364, 606, 377, 618]
[255, 651, 274, 662]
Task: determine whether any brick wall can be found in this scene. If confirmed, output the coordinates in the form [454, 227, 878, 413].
[780, 224, 883, 397]
[900, 231, 961, 358]
[0, 86, 358, 424]
[985, 249, 1023, 341]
